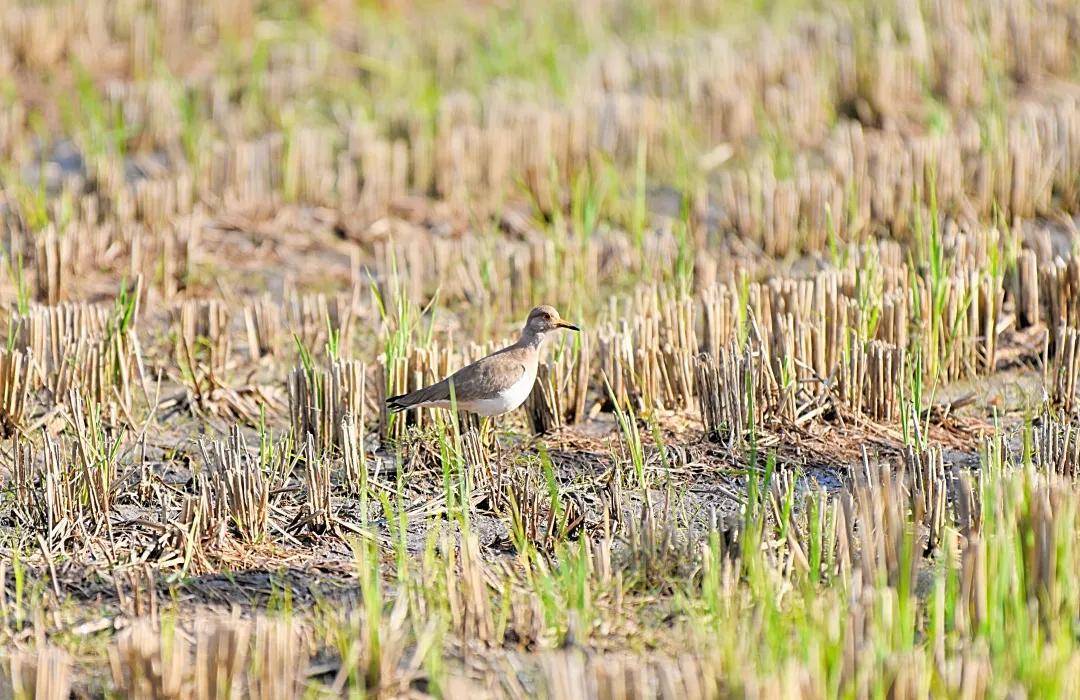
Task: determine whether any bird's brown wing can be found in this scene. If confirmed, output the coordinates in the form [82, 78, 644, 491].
[445, 348, 528, 402]
[386, 346, 528, 410]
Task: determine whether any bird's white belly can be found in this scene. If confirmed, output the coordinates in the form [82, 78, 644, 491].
[462, 366, 536, 416]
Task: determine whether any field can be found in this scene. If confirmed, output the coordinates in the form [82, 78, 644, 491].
[2, 0, 1080, 697]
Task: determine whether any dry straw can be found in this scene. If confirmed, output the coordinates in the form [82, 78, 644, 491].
[200, 426, 269, 544]
[108, 616, 307, 698]
[3, 647, 72, 700]
[4, 0, 1080, 695]
[287, 357, 366, 454]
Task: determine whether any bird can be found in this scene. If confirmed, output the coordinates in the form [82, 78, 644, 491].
[386, 305, 580, 416]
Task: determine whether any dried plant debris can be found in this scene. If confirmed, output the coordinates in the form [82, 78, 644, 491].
[3, 0, 1080, 696]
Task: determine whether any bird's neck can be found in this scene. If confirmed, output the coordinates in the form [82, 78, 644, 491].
[518, 330, 545, 350]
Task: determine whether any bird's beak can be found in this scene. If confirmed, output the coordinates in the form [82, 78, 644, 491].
[557, 321, 580, 331]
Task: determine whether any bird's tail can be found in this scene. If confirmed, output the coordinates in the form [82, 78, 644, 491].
[386, 380, 449, 413]
[385, 392, 414, 413]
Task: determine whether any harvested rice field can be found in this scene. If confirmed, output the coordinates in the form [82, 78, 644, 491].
[2, 0, 1080, 697]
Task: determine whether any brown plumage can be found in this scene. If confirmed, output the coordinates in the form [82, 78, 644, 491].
[386, 305, 579, 416]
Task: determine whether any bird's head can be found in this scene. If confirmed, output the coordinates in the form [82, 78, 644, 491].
[522, 305, 579, 339]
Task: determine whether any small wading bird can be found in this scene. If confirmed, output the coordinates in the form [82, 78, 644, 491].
[386, 305, 580, 416]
